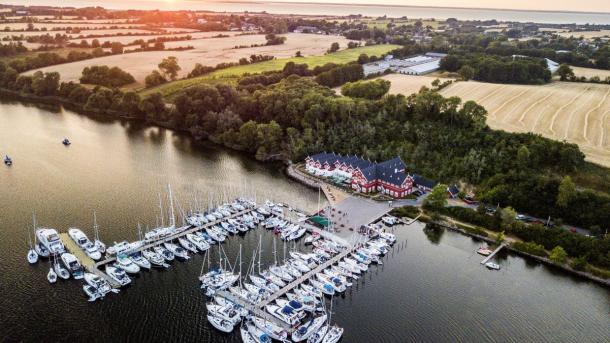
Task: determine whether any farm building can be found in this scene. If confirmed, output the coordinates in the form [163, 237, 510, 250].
[512, 55, 560, 73]
[304, 152, 437, 198]
[363, 52, 447, 76]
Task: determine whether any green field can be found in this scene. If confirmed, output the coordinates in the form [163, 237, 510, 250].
[140, 44, 400, 99]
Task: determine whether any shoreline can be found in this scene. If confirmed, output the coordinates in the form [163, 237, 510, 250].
[4, 89, 609, 289]
[285, 163, 610, 289]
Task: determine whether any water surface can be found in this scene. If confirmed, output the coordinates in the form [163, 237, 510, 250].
[0, 101, 608, 342]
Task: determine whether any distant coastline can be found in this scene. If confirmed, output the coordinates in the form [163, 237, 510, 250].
[254, 1, 610, 16]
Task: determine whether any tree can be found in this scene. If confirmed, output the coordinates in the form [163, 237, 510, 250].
[341, 79, 390, 100]
[423, 184, 448, 211]
[500, 207, 517, 227]
[556, 176, 576, 208]
[556, 64, 574, 81]
[357, 53, 369, 64]
[328, 42, 340, 53]
[517, 145, 531, 168]
[145, 70, 167, 88]
[458, 65, 474, 81]
[110, 42, 123, 54]
[295, 51, 302, 58]
[158, 56, 181, 81]
[139, 92, 167, 122]
[496, 231, 506, 244]
[570, 256, 587, 271]
[31, 71, 59, 96]
[549, 246, 568, 264]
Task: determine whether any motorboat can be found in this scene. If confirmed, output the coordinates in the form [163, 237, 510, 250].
[240, 322, 257, 343]
[265, 304, 300, 326]
[304, 232, 321, 245]
[68, 228, 101, 260]
[244, 282, 268, 299]
[260, 270, 286, 287]
[344, 257, 368, 272]
[309, 279, 335, 296]
[106, 240, 143, 257]
[142, 249, 168, 268]
[289, 259, 311, 273]
[270, 265, 294, 282]
[322, 325, 344, 343]
[105, 265, 131, 286]
[251, 316, 288, 341]
[186, 233, 210, 252]
[36, 228, 65, 255]
[221, 221, 238, 234]
[178, 237, 198, 254]
[84, 272, 113, 296]
[307, 322, 329, 343]
[288, 226, 307, 241]
[381, 215, 397, 226]
[283, 263, 302, 278]
[60, 252, 84, 279]
[35, 243, 50, 258]
[206, 227, 225, 242]
[115, 254, 141, 274]
[206, 303, 241, 325]
[298, 284, 323, 300]
[230, 286, 260, 303]
[245, 320, 272, 343]
[485, 262, 501, 270]
[154, 245, 175, 262]
[83, 284, 101, 302]
[276, 298, 304, 313]
[286, 292, 319, 313]
[213, 296, 248, 317]
[4, 155, 12, 166]
[328, 265, 355, 280]
[477, 246, 493, 256]
[62, 138, 71, 146]
[379, 231, 396, 244]
[292, 314, 327, 342]
[129, 252, 152, 270]
[164, 242, 189, 260]
[205, 213, 217, 222]
[323, 269, 352, 287]
[207, 314, 234, 333]
[54, 258, 70, 280]
[317, 274, 346, 293]
[338, 261, 361, 275]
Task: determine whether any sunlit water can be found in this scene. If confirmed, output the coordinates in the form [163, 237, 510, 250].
[0, 101, 608, 342]
[14, 0, 610, 24]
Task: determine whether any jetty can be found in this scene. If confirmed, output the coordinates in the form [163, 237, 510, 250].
[480, 243, 507, 264]
[59, 233, 121, 288]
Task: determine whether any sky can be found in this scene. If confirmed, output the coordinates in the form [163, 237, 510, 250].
[273, 0, 610, 13]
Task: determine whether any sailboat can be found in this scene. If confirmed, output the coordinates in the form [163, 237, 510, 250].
[53, 254, 70, 279]
[47, 257, 57, 283]
[92, 211, 106, 254]
[27, 214, 38, 264]
[321, 295, 343, 343]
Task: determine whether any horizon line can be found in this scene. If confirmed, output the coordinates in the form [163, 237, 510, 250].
[220, 0, 610, 17]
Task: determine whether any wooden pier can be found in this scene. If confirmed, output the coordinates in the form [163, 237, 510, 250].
[480, 243, 507, 264]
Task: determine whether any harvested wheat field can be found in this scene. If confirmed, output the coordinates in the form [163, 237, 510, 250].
[382, 74, 451, 95]
[27, 33, 354, 85]
[571, 66, 610, 80]
[558, 30, 610, 39]
[67, 31, 233, 45]
[438, 81, 610, 167]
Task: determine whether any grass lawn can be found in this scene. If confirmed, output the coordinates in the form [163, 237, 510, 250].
[139, 44, 400, 100]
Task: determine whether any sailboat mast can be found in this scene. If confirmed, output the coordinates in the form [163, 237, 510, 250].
[258, 235, 262, 274]
[158, 193, 164, 228]
[168, 184, 176, 228]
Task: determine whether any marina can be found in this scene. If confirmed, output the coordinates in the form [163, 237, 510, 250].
[4, 102, 610, 342]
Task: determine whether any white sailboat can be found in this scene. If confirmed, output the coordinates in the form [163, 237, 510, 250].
[27, 215, 38, 264]
[92, 211, 106, 254]
[53, 255, 70, 280]
[47, 257, 57, 283]
[207, 314, 234, 333]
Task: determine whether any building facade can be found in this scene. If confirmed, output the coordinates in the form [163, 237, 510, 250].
[305, 152, 437, 198]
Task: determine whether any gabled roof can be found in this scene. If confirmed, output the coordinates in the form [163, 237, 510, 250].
[447, 184, 460, 196]
[413, 174, 438, 189]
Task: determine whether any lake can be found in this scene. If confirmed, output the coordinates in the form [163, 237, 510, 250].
[0, 101, 609, 342]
